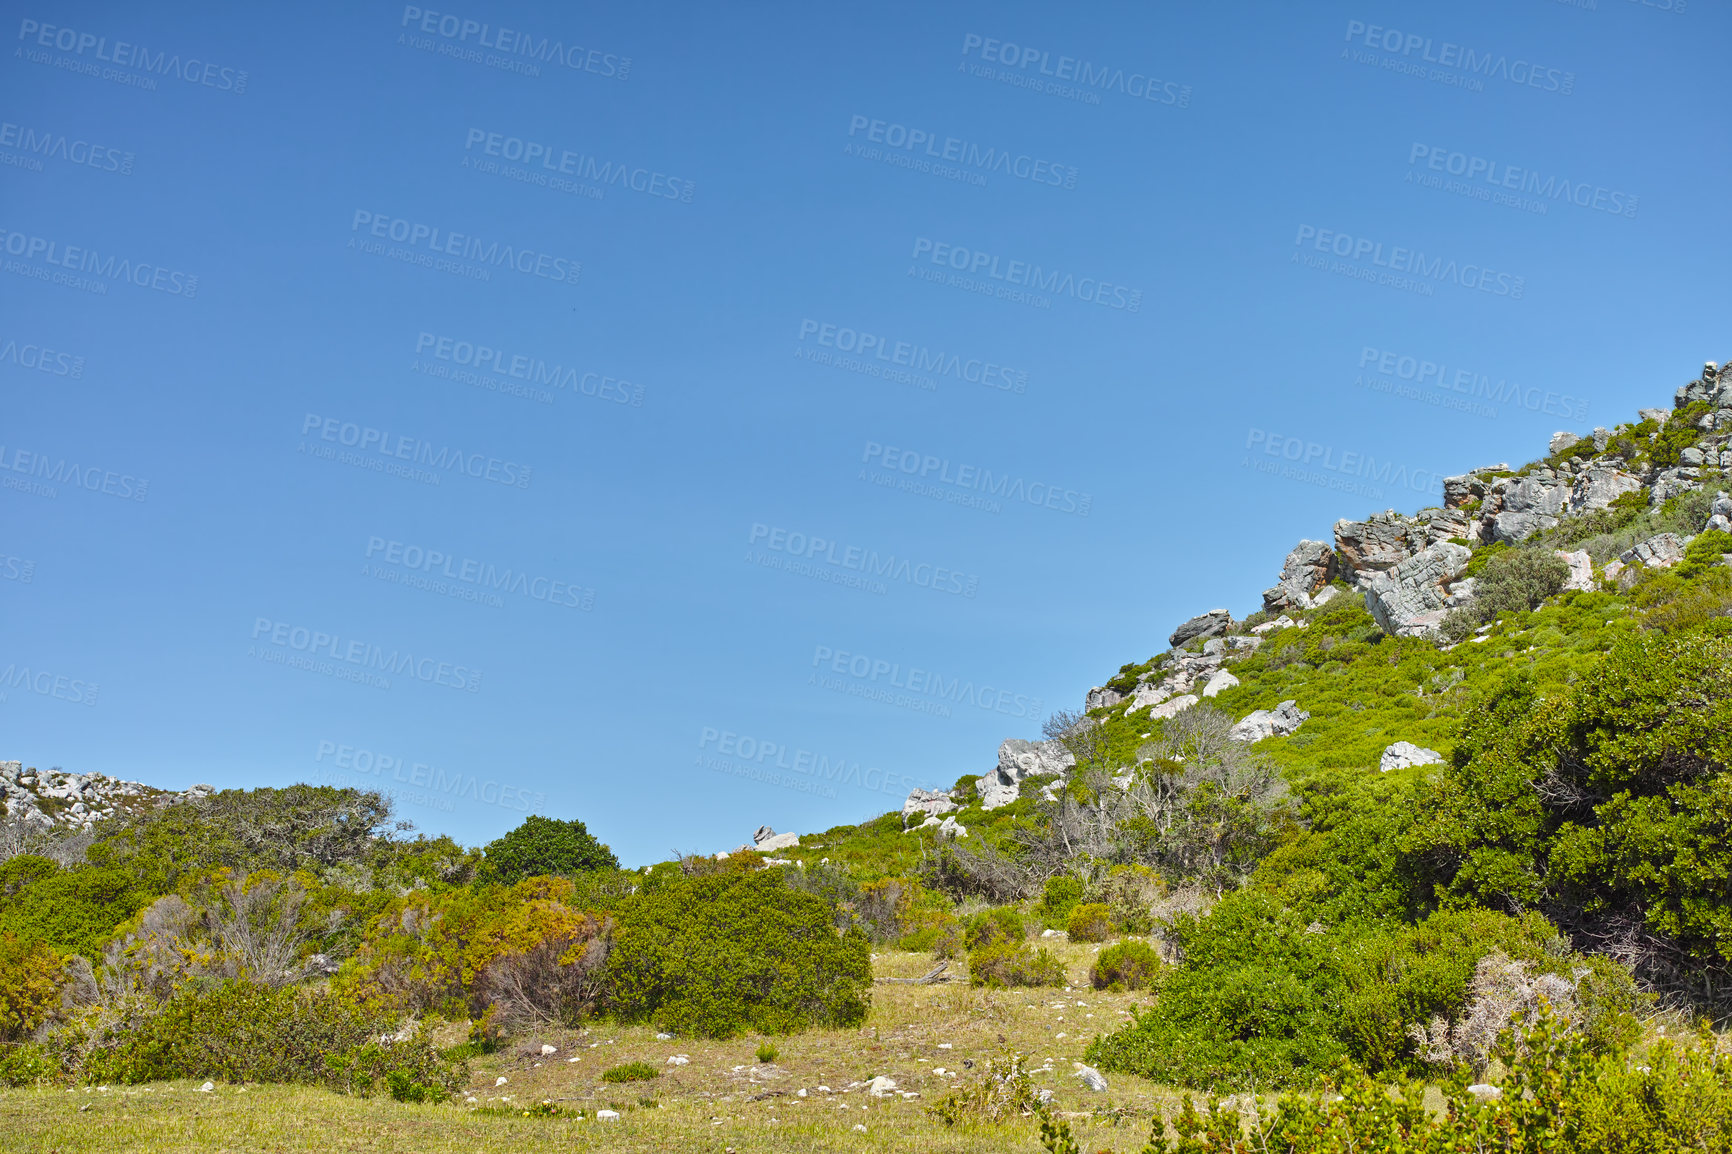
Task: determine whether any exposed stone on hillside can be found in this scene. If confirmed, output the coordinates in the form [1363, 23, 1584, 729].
[1229, 701, 1309, 743]
[1, 760, 207, 833]
[902, 788, 957, 820]
[1364, 542, 1474, 638]
[1262, 540, 1338, 612]
[1620, 532, 1687, 570]
[1334, 512, 1417, 581]
[977, 739, 1075, 810]
[1380, 742, 1444, 773]
[1201, 670, 1239, 697]
[1557, 550, 1595, 592]
[1085, 686, 1124, 710]
[1168, 609, 1234, 648]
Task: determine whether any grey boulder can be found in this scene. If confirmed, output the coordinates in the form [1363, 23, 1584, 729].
[1620, 533, 1687, 569]
[1169, 609, 1234, 648]
[1380, 741, 1444, 772]
[1364, 541, 1474, 638]
[1262, 540, 1339, 612]
[903, 788, 958, 819]
[1229, 700, 1309, 742]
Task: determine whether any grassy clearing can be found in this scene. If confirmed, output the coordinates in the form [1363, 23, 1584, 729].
[0, 946, 1210, 1153]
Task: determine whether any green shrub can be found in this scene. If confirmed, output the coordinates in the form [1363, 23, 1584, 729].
[1066, 903, 1114, 943]
[0, 1041, 53, 1087]
[1038, 877, 1084, 927]
[1402, 634, 1732, 970]
[755, 1041, 778, 1063]
[602, 870, 870, 1038]
[478, 815, 619, 884]
[1053, 1011, 1732, 1154]
[0, 933, 67, 1042]
[601, 1060, 660, 1083]
[1090, 941, 1162, 992]
[963, 907, 1025, 951]
[1084, 891, 1586, 1089]
[52, 981, 461, 1096]
[968, 941, 1065, 988]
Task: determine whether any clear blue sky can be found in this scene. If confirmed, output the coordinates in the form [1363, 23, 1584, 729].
[3, 0, 1727, 865]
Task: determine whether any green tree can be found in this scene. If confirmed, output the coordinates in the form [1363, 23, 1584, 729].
[479, 815, 618, 883]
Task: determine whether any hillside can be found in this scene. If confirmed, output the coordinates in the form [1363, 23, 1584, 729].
[4, 353, 1732, 1152]
[770, 356, 1732, 880]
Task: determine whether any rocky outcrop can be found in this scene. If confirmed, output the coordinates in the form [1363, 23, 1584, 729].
[1620, 532, 1687, 569]
[902, 788, 958, 820]
[754, 828, 800, 853]
[1557, 550, 1594, 592]
[0, 760, 203, 832]
[1707, 491, 1732, 534]
[1484, 471, 1570, 543]
[1085, 686, 1124, 711]
[1169, 609, 1234, 648]
[1146, 694, 1199, 720]
[1568, 466, 1644, 515]
[1380, 742, 1444, 772]
[977, 738, 1075, 809]
[1229, 701, 1309, 743]
[1334, 512, 1417, 580]
[1201, 670, 1239, 697]
[1262, 540, 1338, 613]
[1364, 542, 1474, 638]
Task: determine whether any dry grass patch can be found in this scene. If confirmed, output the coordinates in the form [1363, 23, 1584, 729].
[0, 947, 1188, 1153]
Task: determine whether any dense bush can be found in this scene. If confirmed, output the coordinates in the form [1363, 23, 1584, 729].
[0, 862, 154, 959]
[1085, 890, 1624, 1088]
[92, 786, 395, 892]
[1038, 876, 1083, 927]
[1443, 547, 1571, 640]
[1066, 902, 1114, 942]
[1090, 940, 1162, 992]
[1402, 633, 1732, 981]
[964, 906, 1026, 951]
[48, 980, 461, 1095]
[339, 875, 606, 1024]
[602, 869, 870, 1038]
[967, 940, 1066, 988]
[1052, 1012, 1732, 1154]
[0, 932, 66, 1042]
[478, 815, 618, 883]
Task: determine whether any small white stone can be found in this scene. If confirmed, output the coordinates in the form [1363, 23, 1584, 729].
[852, 1124, 867, 1132]
[597, 1108, 621, 1120]
[495, 1076, 508, 1087]
[667, 1055, 690, 1066]
[540, 1044, 557, 1055]
[196, 1082, 214, 1093]
[655, 1032, 672, 1040]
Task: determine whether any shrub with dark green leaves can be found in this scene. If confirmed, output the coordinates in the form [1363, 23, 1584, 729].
[1090, 940, 1162, 992]
[1402, 633, 1732, 978]
[967, 940, 1066, 988]
[1066, 903, 1114, 942]
[479, 815, 619, 884]
[963, 906, 1025, 951]
[1038, 876, 1084, 927]
[52, 981, 461, 1096]
[602, 869, 870, 1038]
[1055, 1011, 1732, 1154]
[1085, 890, 1604, 1088]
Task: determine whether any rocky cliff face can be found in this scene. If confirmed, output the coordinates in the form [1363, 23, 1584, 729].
[1262, 359, 1732, 638]
[0, 760, 212, 832]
